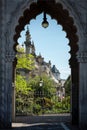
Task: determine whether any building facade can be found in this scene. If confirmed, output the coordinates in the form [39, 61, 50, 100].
[19, 27, 61, 84]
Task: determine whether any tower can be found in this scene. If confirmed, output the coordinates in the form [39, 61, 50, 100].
[24, 26, 32, 54]
[24, 26, 35, 55]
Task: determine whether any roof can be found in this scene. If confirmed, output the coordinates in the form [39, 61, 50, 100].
[51, 65, 60, 74]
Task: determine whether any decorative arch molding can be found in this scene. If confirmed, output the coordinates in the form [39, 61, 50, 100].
[0, 0, 80, 128]
[12, 0, 78, 67]
[9, 0, 81, 37]
[11, 0, 79, 125]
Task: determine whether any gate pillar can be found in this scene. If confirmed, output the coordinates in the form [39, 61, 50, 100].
[77, 45, 87, 127]
[4, 52, 15, 128]
[70, 56, 79, 125]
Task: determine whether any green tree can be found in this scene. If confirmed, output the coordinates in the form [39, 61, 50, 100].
[15, 45, 35, 115]
[16, 74, 32, 94]
[27, 74, 56, 97]
[27, 74, 56, 114]
[16, 45, 35, 70]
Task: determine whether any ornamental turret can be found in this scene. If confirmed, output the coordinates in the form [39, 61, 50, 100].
[24, 26, 32, 54]
[24, 26, 36, 55]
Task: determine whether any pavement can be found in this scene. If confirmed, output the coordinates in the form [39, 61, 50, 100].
[12, 122, 80, 130]
[0, 114, 82, 130]
[0, 122, 80, 130]
[12, 122, 68, 130]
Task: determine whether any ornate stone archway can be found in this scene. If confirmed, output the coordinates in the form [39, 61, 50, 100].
[13, 1, 79, 125]
[0, 0, 87, 128]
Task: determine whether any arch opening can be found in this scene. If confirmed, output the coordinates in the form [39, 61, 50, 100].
[15, 13, 70, 117]
[12, 0, 79, 125]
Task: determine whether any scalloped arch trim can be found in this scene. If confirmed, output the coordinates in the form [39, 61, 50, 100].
[13, 0, 78, 65]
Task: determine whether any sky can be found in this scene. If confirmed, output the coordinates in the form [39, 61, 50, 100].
[18, 13, 71, 80]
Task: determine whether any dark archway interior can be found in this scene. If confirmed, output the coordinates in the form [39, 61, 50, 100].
[13, 0, 79, 124]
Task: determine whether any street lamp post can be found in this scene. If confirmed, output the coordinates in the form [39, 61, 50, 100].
[39, 78, 43, 87]
[37, 54, 44, 114]
[39, 78, 44, 114]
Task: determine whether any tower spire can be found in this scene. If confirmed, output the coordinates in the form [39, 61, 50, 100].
[24, 26, 32, 54]
[25, 26, 31, 42]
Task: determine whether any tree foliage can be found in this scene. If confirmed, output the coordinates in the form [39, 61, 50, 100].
[16, 46, 35, 114]
[27, 74, 56, 96]
[16, 74, 32, 94]
[15, 45, 70, 115]
[16, 46, 35, 70]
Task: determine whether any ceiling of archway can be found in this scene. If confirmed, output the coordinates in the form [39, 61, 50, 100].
[14, 0, 79, 66]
